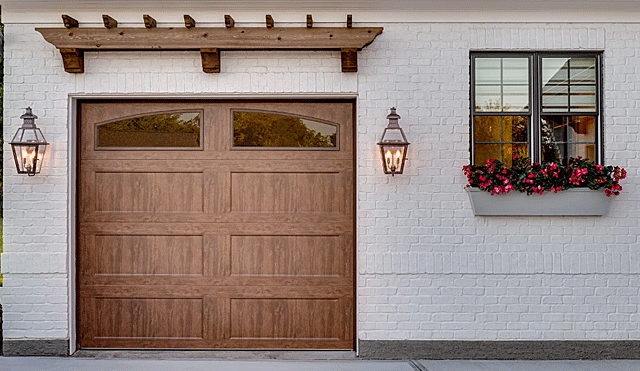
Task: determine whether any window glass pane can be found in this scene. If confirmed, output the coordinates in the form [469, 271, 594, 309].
[568, 116, 596, 142]
[542, 84, 569, 112]
[502, 58, 529, 84]
[542, 58, 569, 85]
[502, 143, 528, 167]
[474, 143, 501, 166]
[543, 143, 596, 165]
[541, 116, 596, 164]
[570, 58, 596, 84]
[542, 57, 597, 113]
[570, 84, 597, 112]
[541, 116, 595, 144]
[503, 85, 530, 112]
[474, 116, 529, 166]
[474, 143, 528, 167]
[502, 116, 529, 142]
[474, 57, 529, 113]
[473, 116, 501, 142]
[475, 85, 502, 112]
[97, 112, 201, 148]
[475, 58, 501, 85]
[233, 111, 337, 148]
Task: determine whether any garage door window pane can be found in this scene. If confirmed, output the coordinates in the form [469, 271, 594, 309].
[97, 112, 201, 148]
[233, 111, 337, 148]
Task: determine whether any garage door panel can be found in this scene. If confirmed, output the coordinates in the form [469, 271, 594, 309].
[93, 235, 204, 276]
[229, 298, 342, 340]
[231, 172, 343, 213]
[94, 172, 204, 213]
[230, 235, 343, 277]
[92, 298, 204, 340]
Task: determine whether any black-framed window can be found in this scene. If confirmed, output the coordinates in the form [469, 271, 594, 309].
[471, 51, 602, 166]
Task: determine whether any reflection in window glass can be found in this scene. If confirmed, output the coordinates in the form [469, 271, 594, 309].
[97, 112, 201, 148]
[233, 111, 337, 148]
[473, 116, 528, 166]
[541, 115, 596, 164]
[542, 57, 596, 113]
[475, 57, 529, 112]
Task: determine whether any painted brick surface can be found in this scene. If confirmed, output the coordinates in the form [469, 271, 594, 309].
[2, 20, 639, 346]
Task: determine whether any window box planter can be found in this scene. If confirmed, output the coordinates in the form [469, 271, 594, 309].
[465, 187, 612, 216]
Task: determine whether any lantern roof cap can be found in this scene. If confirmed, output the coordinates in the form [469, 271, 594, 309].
[19, 107, 39, 129]
[20, 107, 38, 120]
[386, 107, 401, 121]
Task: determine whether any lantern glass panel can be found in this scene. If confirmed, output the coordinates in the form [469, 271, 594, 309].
[12, 143, 47, 175]
[381, 145, 406, 173]
[380, 127, 406, 143]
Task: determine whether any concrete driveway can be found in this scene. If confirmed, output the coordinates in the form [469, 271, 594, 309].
[1, 358, 640, 371]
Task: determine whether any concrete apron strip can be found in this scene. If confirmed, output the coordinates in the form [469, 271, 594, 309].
[0, 358, 415, 371]
[3, 358, 640, 371]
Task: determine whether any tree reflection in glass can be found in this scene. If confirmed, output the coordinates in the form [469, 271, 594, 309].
[97, 112, 201, 148]
[233, 111, 337, 148]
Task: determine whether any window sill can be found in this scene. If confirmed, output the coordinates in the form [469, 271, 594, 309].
[465, 187, 612, 216]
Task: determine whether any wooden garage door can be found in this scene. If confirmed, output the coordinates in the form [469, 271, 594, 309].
[77, 100, 354, 349]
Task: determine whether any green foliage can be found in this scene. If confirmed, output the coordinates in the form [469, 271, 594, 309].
[102, 113, 200, 134]
[233, 112, 335, 148]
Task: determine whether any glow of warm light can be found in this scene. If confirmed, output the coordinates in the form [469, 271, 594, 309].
[384, 148, 403, 172]
[22, 147, 36, 172]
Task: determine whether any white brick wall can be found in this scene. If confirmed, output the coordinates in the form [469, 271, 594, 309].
[358, 23, 639, 341]
[2, 19, 639, 346]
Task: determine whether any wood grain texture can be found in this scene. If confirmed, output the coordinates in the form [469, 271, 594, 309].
[93, 235, 203, 275]
[230, 298, 341, 340]
[341, 48, 357, 72]
[184, 15, 196, 28]
[200, 48, 220, 73]
[60, 48, 84, 73]
[225, 15, 235, 28]
[231, 172, 342, 213]
[102, 15, 117, 29]
[62, 15, 78, 28]
[143, 14, 157, 29]
[36, 27, 383, 50]
[78, 101, 355, 349]
[93, 298, 203, 339]
[231, 235, 342, 277]
[94, 172, 203, 212]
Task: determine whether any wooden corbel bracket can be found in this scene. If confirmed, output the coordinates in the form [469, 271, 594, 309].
[36, 26, 383, 73]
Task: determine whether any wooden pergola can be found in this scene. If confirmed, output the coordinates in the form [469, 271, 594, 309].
[37, 14, 383, 73]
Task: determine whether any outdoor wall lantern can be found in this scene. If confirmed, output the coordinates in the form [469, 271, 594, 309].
[11, 107, 49, 176]
[378, 107, 409, 176]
